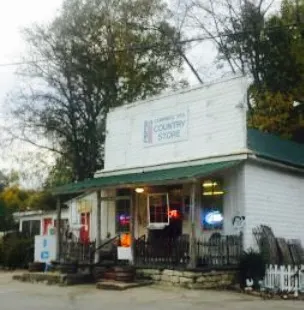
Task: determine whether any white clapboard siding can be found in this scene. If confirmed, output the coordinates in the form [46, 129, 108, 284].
[104, 77, 248, 171]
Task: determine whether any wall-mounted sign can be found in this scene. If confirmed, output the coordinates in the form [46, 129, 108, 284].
[232, 215, 245, 232]
[205, 210, 223, 225]
[143, 110, 188, 146]
[77, 200, 92, 214]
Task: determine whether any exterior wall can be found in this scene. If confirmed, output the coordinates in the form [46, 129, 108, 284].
[222, 165, 246, 237]
[103, 77, 248, 172]
[68, 192, 97, 241]
[243, 161, 304, 249]
[67, 190, 117, 242]
[100, 189, 116, 240]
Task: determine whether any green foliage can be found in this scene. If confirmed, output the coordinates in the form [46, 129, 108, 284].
[1, 234, 34, 269]
[44, 157, 73, 189]
[0, 184, 57, 233]
[248, 90, 304, 139]
[26, 191, 57, 211]
[239, 250, 266, 289]
[0, 241, 3, 266]
[196, 0, 304, 141]
[0, 186, 30, 212]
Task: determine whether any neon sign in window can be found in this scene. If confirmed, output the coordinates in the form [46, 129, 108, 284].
[201, 208, 223, 230]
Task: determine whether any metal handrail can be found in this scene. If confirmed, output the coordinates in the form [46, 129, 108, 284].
[90, 234, 121, 262]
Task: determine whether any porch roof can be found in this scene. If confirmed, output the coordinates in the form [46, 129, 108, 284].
[53, 160, 241, 195]
[247, 129, 304, 168]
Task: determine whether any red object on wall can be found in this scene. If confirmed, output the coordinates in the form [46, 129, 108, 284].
[80, 213, 90, 244]
[43, 218, 53, 235]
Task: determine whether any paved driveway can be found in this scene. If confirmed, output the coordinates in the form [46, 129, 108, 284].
[0, 272, 302, 310]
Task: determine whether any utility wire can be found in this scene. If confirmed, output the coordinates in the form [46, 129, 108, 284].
[0, 21, 301, 68]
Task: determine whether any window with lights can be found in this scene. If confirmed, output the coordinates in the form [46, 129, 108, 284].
[201, 179, 224, 230]
[116, 189, 131, 233]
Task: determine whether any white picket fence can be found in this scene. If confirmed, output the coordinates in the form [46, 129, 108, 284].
[264, 265, 304, 293]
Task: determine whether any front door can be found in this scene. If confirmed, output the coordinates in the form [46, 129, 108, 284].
[43, 218, 53, 235]
[80, 213, 90, 244]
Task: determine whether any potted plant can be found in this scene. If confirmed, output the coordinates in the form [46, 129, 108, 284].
[239, 250, 266, 290]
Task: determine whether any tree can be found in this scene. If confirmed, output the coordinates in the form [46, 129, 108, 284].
[10, 0, 185, 182]
[44, 157, 73, 188]
[26, 191, 57, 211]
[0, 186, 30, 212]
[247, 90, 304, 138]
[191, 0, 304, 141]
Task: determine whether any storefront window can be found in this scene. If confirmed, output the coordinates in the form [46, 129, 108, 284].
[116, 189, 131, 233]
[201, 179, 224, 230]
[148, 193, 169, 225]
[21, 220, 41, 237]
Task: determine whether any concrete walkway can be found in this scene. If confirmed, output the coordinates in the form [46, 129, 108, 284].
[0, 272, 302, 310]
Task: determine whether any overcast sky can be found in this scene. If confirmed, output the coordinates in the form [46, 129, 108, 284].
[0, 0, 63, 104]
[0, 0, 63, 180]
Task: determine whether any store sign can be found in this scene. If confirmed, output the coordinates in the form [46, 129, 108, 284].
[34, 235, 57, 263]
[143, 110, 188, 146]
[205, 211, 223, 225]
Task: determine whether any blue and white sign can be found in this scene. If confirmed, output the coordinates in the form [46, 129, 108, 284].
[205, 211, 223, 225]
[34, 235, 57, 263]
[143, 110, 188, 146]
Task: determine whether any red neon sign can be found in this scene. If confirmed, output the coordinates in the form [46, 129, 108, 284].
[169, 209, 179, 219]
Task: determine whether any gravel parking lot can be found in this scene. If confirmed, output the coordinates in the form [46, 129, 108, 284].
[0, 272, 302, 310]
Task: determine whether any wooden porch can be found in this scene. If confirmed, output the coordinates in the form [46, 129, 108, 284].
[134, 233, 242, 269]
[58, 233, 242, 270]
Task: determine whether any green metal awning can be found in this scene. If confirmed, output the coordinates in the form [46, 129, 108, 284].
[53, 160, 242, 195]
[247, 128, 304, 168]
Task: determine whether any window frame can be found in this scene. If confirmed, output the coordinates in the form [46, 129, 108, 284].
[147, 192, 170, 227]
[115, 198, 131, 234]
[201, 178, 224, 231]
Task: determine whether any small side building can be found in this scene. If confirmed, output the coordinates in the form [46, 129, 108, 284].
[13, 209, 69, 237]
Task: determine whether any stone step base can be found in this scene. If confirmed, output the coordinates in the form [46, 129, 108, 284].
[13, 272, 94, 286]
[96, 280, 153, 291]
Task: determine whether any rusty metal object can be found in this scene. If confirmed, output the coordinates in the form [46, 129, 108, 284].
[28, 262, 45, 272]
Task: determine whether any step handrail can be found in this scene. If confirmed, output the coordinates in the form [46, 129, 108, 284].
[90, 234, 121, 262]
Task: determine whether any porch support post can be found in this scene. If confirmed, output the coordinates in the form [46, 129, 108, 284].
[188, 181, 198, 269]
[95, 189, 102, 263]
[56, 196, 61, 261]
[130, 193, 135, 265]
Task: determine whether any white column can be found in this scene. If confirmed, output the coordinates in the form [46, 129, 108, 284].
[95, 189, 102, 263]
[130, 193, 135, 264]
[56, 196, 61, 261]
[188, 181, 198, 269]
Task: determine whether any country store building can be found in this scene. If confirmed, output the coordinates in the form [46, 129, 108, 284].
[54, 76, 304, 269]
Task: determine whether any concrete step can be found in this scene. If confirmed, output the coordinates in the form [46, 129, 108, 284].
[96, 280, 153, 291]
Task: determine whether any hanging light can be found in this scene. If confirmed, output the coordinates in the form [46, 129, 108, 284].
[135, 188, 144, 193]
[203, 191, 224, 196]
[203, 181, 218, 188]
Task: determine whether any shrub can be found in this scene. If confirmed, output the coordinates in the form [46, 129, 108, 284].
[0, 241, 3, 266]
[239, 250, 266, 289]
[2, 235, 34, 269]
